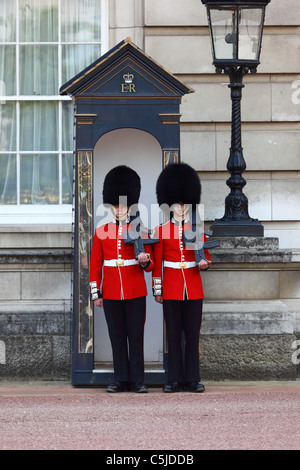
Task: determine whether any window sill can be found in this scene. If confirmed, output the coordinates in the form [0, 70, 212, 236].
[0, 205, 73, 230]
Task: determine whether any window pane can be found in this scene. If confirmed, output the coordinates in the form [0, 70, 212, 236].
[20, 101, 58, 151]
[20, 45, 58, 95]
[0, 0, 107, 210]
[0, 154, 17, 204]
[61, 0, 101, 43]
[0, 102, 16, 151]
[62, 153, 73, 204]
[0, 46, 16, 95]
[20, 153, 59, 204]
[62, 101, 74, 151]
[19, 0, 58, 42]
[0, 0, 16, 42]
[62, 44, 101, 84]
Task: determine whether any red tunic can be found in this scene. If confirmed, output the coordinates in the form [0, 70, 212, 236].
[89, 220, 154, 300]
[152, 219, 211, 301]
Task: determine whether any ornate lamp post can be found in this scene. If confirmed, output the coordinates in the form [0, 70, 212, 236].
[200, 0, 271, 236]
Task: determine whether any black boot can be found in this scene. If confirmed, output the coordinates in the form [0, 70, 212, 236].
[131, 383, 149, 393]
[185, 382, 205, 393]
[106, 381, 129, 393]
[163, 382, 184, 393]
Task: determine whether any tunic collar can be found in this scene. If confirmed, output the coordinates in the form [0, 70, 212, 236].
[171, 216, 188, 226]
[112, 216, 130, 226]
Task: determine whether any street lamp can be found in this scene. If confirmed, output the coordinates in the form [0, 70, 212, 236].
[201, 0, 271, 236]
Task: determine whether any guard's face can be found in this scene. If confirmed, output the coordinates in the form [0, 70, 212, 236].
[112, 204, 129, 220]
[173, 203, 188, 217]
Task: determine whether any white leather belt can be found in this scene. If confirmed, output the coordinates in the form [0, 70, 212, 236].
[164, 260, 196, 269]
[103, 259, 138, 267]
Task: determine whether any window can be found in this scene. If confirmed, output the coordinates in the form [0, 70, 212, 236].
[0, 0, 108, 222]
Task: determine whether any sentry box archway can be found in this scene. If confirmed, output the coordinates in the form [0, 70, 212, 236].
[60, 38, 193, 386]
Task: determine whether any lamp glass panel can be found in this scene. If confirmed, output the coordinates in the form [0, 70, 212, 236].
[239, 7, 264, 61]
[210, 7, 237, 60]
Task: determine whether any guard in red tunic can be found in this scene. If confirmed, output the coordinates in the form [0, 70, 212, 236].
[89, 165, 154, 393]
[152, 163, 211, 393]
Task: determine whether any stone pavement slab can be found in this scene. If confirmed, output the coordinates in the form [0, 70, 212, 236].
[0, 381, 299, 451]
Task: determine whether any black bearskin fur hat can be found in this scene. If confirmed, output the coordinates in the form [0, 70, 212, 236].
[156, 163, 201, 207]
[103, 165, 141, 207]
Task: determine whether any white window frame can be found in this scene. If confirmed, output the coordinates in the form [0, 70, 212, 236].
[0, 0, 109, 226]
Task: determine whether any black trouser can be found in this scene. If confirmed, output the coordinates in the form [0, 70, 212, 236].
[163, 298, 203, 383]
[103, 296, 146, 384]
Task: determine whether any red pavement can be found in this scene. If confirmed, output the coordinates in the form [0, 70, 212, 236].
[0, 381, 299, 450]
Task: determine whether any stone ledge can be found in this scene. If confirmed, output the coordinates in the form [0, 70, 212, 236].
[0, 313, 71, 336]
[211, 237, 279, 250]
[0, 224, 72, 233]
[0, 250, 73, 264]
[202, 301, 292, 335]
[203, 300, 288, 314]
[0, 300, 72, 314]
[208, 237, 300, 264]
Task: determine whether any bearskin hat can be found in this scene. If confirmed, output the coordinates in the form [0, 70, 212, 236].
[102, 165, 141, 207]
[156, 163, 201, 207]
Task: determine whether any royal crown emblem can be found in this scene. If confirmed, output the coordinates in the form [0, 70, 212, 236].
[123, 72, 134, 84]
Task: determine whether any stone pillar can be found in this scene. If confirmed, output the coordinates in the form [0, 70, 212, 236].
[109, 0, 144, 49]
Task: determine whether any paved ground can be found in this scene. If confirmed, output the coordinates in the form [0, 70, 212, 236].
[0, 380, 299, 451]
